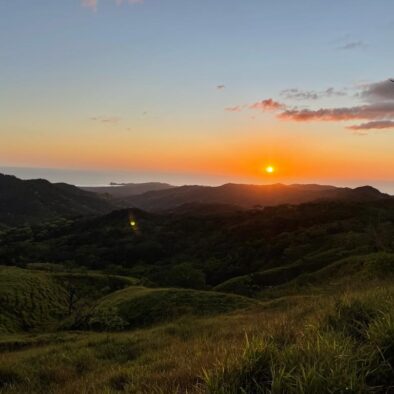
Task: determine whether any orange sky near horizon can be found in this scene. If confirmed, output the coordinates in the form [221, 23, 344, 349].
[1, 116, 393, 183]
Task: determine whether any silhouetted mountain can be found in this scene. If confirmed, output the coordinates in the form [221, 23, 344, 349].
[122, 183, 391, 212]
[81, 182, 175, 199]
[0, 174, 116, 226]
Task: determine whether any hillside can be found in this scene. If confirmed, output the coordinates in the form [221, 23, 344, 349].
[1, 199, 393, 292]
[0, 174, 116, 226]
[83, 286, 258, 330]
[0, 199, 394, 392]
[123, 183, 391, 211]
[81, 182, 175, 199]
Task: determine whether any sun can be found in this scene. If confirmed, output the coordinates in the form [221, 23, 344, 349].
[265, 165, 275, 174]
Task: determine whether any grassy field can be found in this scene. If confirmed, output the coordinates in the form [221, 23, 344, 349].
[1, 258, 394, 392]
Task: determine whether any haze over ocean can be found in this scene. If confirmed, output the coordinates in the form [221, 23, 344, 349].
[1, 166, 393, 194]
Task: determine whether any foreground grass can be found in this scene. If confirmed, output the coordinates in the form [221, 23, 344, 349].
[2, 285, 394, 393]
[0, 297, 305, 393]
[206, 287, 394, 393]
[2, 261, 394, 392]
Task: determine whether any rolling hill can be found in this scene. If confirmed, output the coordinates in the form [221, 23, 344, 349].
[0, 174, 116, 226]
[122, 183, 391, 212]
[81, 182, 175, 199]
[2, 198, 393, 293]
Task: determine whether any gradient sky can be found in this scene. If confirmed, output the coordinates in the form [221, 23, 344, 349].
[1, 0, 394, 188]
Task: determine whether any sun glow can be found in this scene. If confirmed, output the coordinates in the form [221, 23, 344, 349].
[265, 165, 275, 174]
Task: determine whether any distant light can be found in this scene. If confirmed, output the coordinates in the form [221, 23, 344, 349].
[130, 221, 136, 227]
[265, 166, 275, 174]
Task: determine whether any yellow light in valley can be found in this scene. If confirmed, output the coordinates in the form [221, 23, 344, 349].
[265, 165, 275, 174]
[130, 221, 136, 227]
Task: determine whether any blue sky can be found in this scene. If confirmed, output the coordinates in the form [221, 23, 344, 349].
[1, 0, 394, 189]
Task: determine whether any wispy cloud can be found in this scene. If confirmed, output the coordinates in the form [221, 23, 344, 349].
[249, 99, 285, 111]
[347, 120, 394, 131]
[90, 116, 121, 124]
[226, 79, 394, 134]
[278, 103, 394, 122]
[82, 0, 143, 11]
[217, 85, 225, 90]
[280, 87, 347, 100]
[337, 40, 367, 50]
[81, 0, 97, 11]
[225, 105, 243, 112]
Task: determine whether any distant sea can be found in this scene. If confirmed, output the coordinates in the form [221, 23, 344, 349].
[1, 166, 394, 195]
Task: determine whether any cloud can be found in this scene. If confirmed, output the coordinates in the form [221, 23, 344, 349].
[225, 105, 243, 112]
[337, 40, 367, 50]
[360, 80, 394, 102]
[278, 103, 394, 122]
[82, 0, 97, 11]
[347, 120, 394, 130]
[280, 87, 347, 100]
[217, 85, 225, 90]
[249, 99, 285, 111]
[82, 0, 143, 11]
[116, 0, 144, 4]
[90, 116, 121, 124]
[225, 99, 284, 113]
[225, 79, 394, 134]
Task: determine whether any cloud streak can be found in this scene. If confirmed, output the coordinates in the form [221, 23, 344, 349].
[249, 99, 285, 111]
[278, 103, 394, 122]
[82, 0, 97, 11]
[337, 40, 367, 50]
[82, 0, 143, 11]
[91, 116, 121, 125]
[347, 120, 394, 131]
[226, 79, 394, 134]
[281, 87, 347, 100]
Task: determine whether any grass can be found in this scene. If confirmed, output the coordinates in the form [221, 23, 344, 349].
[0, 266, 141, 334]
[1, 256, 394, 392]
[0, 266, 68, 333]
[205, 286, 394, 393]
[84, 286, 260, 330]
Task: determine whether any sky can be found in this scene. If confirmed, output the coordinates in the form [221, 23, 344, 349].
[1, 0, 394, 191]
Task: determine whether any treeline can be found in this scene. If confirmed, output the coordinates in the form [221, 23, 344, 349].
[1, 200, 393, 290]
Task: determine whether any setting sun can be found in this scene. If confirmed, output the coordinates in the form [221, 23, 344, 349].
[265, 166, 275, 174]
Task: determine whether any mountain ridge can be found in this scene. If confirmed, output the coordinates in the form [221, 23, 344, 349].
[0, 173, 116, 226]
[121, 182, 391, 211]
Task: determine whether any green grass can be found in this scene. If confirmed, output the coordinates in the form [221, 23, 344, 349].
[2, 256, 394, 392]
[0, 285, 394, 393]
[205, 286, 394, 393]
[84, 286, 260, 330]
[0, 267, 140, 334]
[0, 266, 68, 333]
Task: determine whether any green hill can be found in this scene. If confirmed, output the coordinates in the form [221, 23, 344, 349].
[2, 199, 393, 291]
[0, 267, 68, 333]
[0, 267, 140, 334]
[84, 286, 259, 330]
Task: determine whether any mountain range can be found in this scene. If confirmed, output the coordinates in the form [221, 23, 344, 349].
[0, 174, 114, 226]
[116, 182, 390, 212]
[0, 173, 392, 226]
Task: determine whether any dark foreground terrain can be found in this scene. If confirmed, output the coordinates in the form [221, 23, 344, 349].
[1, 178, 394, 392]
